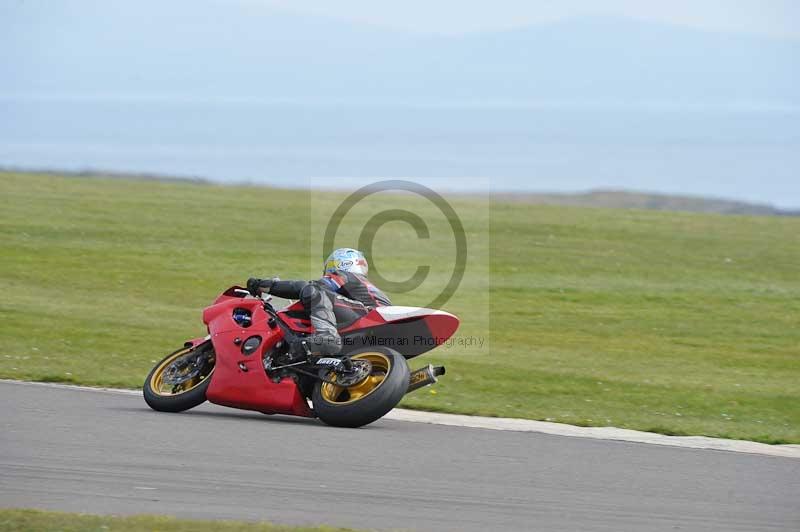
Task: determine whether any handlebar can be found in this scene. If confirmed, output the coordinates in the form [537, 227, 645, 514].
[233, 288, 272, 303]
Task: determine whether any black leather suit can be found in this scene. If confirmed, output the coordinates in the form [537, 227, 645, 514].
[268, 271, 391, 355]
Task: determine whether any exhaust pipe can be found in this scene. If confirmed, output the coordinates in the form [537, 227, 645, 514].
[407, 364, 446, 393]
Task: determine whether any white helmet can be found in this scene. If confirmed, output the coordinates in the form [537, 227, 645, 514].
[324, 248, 368, 276]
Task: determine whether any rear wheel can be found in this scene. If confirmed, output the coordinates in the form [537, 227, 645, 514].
[143, 342, 215, 413]
[312, 347, 410, 428]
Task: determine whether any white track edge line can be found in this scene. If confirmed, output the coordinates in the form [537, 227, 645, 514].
[3, 379, 798, 459]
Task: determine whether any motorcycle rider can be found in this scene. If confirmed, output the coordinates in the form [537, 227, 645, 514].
[247, 248, 391, 357]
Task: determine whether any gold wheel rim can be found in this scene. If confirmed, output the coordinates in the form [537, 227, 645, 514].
[319, 352, 391, 405]
[149, 347, 214, 397]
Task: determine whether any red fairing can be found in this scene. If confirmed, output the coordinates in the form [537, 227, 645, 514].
[183, 336, 210, 349]
[185, 286, 458, 418]
[281, 301, 460, 357]
[424, 313, 459, 345]
[278, 300, 458, 342]
[277, 302, 316, 333]
[338, 310, 390, 333]
[340, 307, 460, 357]
[278, 300, 393, 334]
[202, 290, 313, 417]
[205, 327, 313, 417]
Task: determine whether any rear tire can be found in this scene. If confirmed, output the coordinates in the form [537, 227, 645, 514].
[143, 343, 215, 413]
[312, 347, 410, 428]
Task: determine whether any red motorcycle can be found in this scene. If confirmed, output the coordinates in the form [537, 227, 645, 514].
[144, 286, 458, 427]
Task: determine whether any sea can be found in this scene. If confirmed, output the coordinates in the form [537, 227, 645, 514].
[1, 97, 798, 208]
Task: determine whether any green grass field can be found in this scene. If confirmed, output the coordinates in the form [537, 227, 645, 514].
[1, 171, 798, 443]
[0, 509, 357, 532]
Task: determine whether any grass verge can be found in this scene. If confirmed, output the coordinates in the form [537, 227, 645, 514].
[1, 171, 798, 443]
[0, 509, 357, 532]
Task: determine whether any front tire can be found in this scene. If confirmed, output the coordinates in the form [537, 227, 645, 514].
[143, 342, 215, 413]
[312, 347, 410, 428]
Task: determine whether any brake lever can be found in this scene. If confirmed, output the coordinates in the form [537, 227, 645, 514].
[233, 289, 272, 301]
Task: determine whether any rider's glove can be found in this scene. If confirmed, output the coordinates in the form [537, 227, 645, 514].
[246, 277, 275, 296]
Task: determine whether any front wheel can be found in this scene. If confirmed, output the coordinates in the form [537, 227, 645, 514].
[143, 342, 215, 413]
[312, 347, 410, 428]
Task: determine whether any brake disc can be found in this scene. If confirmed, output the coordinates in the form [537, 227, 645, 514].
[162, 353, 204, 386]
[334, 359, 373, 387]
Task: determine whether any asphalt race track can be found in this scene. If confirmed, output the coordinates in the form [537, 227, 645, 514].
[1, 381, 798, 531]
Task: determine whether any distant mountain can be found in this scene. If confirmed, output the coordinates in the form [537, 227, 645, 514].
[5, 168, 796, 216]
[493, 189, 800, 216]
[2, 1, 798, 106]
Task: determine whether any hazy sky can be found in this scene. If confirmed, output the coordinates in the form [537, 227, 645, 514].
[2, 0, 798, 206]
[249, 0, 800, 38]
